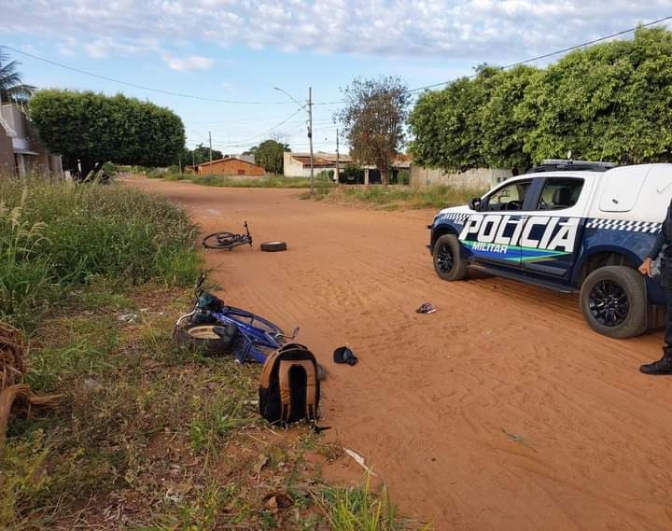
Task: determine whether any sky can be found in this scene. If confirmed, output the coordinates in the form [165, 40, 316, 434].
[1, 0, 671, 156]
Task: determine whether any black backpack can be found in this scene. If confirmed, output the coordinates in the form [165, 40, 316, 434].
[259, 343, 320, 425]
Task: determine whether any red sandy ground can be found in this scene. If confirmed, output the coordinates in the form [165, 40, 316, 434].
[127, 176, 672, 531]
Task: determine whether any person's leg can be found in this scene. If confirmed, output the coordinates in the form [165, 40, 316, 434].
[665, 287, 672, 348]
[641, 287, 672, 375]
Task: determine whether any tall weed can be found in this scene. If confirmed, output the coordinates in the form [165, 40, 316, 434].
[0, 188, 56, 320]
[0, 175, 201, 328]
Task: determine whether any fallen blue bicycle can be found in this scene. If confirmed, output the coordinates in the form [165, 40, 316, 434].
[173, 274, 326, 379]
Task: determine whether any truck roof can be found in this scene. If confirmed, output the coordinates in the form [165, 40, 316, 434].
[527, 159, 617, 173]
[519, 163, 671, 183]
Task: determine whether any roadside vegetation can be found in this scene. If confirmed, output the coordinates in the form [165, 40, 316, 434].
[129, 166, 481, 211]
[0, 176, 200, 328]
[191, 174, 324, 189]
[302, 184, 487, 210]
[1, 174, 429, 530]
[137, 165, 337, 190]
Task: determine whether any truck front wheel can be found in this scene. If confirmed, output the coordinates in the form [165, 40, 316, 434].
[580, 265, 648, 339]
[433, 234, 468, 281]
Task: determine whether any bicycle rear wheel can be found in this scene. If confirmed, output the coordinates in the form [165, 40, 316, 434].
[203, 232, 238, 249]
[173, 323, 234, 356]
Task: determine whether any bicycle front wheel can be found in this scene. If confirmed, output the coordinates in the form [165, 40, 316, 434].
[203, 232, 237, 249]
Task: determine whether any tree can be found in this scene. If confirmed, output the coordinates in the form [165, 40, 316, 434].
[409, 26, 672, 170]
[244, 139, 290, 174]
[410, 65, 502, 172]
[479, 65, 540, 170]
[0, 49, 35, 104]
[519, 26, 672, 164]
[181, 144, 223, 166]
[336, 76, 411, 185]
[30, 90, 185, 178]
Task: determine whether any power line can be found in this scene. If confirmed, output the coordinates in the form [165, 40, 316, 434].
[6, 15, 666, 119]
[409, 15, 672, 92]
[0, 44, 339, 106]
[208, 109, 307, 148]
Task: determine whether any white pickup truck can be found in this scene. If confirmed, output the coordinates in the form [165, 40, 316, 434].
[428, 162, 672, 338]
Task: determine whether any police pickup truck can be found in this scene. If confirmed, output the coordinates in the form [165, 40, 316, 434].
[428, 161, 672, 339]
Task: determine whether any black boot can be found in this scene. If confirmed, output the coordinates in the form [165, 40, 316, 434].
[640, 349, 672, 375]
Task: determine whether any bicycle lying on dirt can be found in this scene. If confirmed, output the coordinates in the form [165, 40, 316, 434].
[173, 274, 326, 379]
[202, 222, 253, 250]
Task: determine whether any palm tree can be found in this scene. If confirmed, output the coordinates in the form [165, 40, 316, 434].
[0, 49, 35, 104]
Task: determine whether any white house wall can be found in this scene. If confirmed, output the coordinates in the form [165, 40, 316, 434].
[283, 152, 316, 178]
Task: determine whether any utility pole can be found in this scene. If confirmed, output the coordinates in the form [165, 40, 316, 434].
[308, 87, 314, 196]
[192, 151, 195, 170]
[335, 128, 340, 186]
[209, 131, 213, 174]
[178, 156, 182, 177]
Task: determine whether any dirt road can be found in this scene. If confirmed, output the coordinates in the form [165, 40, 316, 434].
[128, 176, 672, 531]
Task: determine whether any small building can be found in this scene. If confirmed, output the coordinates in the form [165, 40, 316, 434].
[0, 103, 63, 176]
[194, 156, 266, 176]
[284, 151, 412, 184]
[284, 151, 352, 178]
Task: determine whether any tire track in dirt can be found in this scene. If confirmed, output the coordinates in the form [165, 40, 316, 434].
[126, 176, 672, 531]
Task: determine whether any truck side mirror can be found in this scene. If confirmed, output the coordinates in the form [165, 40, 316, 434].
[469, 197, 482, 211]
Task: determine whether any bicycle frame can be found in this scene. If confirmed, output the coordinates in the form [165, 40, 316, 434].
[202, 221, 253, 250]
[175, 274, 299, 363]
[227, 221, 252, 249]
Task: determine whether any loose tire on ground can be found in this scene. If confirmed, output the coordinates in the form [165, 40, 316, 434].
[579, 265, 648, 339]
[432, 234, 468, 281]
[260, 241, 288, 252]
[173, 323, 236, 356]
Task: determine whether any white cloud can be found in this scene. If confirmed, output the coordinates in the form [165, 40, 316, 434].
[1, 0, 671, 62]
[82, 37, 160, 58]
[163, 54, 215, 71]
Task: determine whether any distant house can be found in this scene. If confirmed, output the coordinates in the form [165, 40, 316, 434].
[283, 151, 352, 178]
[284, 151, 412, 183]
[193, 156, 266, 176]
[0, 103, 63, 177]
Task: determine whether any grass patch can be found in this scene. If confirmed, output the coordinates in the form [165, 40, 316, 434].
[1, 283, 431, 530]
[138, 167, 337, 190]
[317, 476, 433, 531]
[302, 184, 487, 210]
[191, 174, 335, 189]
[0, 175, 201, 329]
[1, 174, 430, 530]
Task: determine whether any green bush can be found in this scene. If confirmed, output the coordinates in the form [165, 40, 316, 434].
[0, 176, 201, 328]
[340, 164, 364, 184]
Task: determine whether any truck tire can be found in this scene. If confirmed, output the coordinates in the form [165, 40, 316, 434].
[260, 241, 287, 252]
[580, 265, 648, 339]
[433, 234, 467, 281]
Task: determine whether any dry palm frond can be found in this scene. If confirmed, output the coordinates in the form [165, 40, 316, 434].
[0, 322, 61, 446]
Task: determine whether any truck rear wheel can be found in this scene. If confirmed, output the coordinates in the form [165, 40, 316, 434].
[433, 234, 467, 281]
[580, 265, 647, 339]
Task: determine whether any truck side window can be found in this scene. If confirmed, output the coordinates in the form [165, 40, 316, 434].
[483, 180, 532, 211]
[536, 178, 584, 210]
